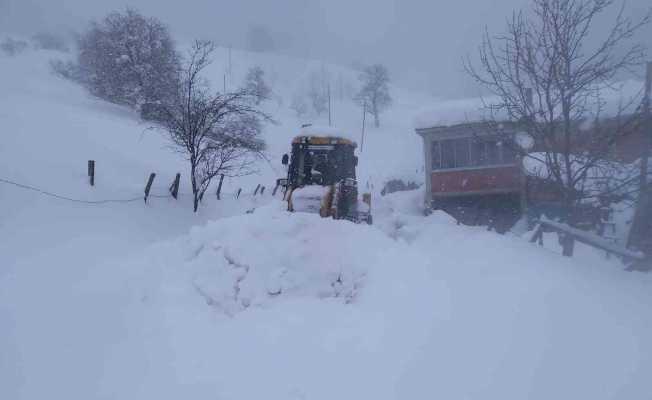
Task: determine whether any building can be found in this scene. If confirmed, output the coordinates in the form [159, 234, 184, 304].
[415, 121, 525, 232]
[414, 100, 648, 233]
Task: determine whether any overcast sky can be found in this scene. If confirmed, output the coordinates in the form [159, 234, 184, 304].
[2, 0, 651, 97]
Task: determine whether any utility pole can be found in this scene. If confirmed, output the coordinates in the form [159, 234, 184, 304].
[642, 62, 652, 192]
[228, 46, 232, 78]
[629, 61, 652, 253]
[327, 83, 332, 127]
[360, 101, 367, 153]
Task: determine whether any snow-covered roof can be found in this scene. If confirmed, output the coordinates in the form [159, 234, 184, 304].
[297, 125, 358, 143]
[413, 97, 503, 130]
[414, 80, 644, 130]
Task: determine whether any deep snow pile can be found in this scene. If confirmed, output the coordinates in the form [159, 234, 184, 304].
[4, 193, 652, 399]
[137, 203, 376, 316]
[0, 201, 439, 399]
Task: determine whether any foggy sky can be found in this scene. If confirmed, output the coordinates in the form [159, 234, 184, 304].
[2, 0, 651, 97]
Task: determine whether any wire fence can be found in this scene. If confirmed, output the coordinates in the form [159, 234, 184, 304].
[0, 175, 273, 206]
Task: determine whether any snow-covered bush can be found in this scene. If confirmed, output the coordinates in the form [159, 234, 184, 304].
[1, 37, 28, 56]
[31, 32, 69, 52]
[380, 179, 421, 196]
[49, 59, 85, 82]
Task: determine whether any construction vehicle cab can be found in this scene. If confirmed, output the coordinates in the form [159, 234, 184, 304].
[279, 130, 372, 224]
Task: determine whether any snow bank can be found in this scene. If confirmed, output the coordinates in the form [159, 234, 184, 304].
[373, 190, 652, 400]
[139, 203, 376, 315]
[2, 203, 437, 400]
[3, 189, 652, 399]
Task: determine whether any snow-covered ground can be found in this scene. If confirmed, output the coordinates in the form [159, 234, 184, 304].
[2, 46, 652, 400]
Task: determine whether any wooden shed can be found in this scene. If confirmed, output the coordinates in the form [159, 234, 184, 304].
[415, 113, 648, 232]
[415, 121, 526, 231]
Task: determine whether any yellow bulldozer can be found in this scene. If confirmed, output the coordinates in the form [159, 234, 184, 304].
[277, 129, 372, 224]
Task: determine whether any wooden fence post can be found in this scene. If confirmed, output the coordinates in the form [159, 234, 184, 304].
[216, 174, 225, 200]
[529, 224, 544, 246]
[169, 173, 180, 199]
[254, 184, 261, 196]
[144, 173, 156, 203]
[236, 188, 242, 199]
[88, 160, 95, 186]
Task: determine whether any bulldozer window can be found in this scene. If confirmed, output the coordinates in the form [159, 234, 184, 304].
[288, 143, 357, 187]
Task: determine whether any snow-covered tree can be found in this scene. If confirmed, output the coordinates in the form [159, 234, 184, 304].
[76, 9, 181, 115]
[244, 66, 271, 105]
[290, 93, 309, 119]
[355, 64, 392, 128]
[158, 41, 270, 212]
[308, 71, 328, 116]
[246, 25, 275, 53]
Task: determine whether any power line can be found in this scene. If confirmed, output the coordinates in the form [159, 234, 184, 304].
[0, 177, 170, 205]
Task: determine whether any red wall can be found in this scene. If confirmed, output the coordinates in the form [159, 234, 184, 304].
[431, 166, 521, 196]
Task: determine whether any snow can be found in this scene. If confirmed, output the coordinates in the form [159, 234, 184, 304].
[522, 152, 644, 190]
[289, 185, 330, 213]
[414, 80, 644, 130]
[413, 96, 504, 129]
[1, 46, 652, 400]
[538, 215, 645, 259]
[297, 124, 358, 143]
[515, 131, 535, 150]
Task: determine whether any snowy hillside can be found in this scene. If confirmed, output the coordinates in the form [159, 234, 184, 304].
[2, 46, 652, 400]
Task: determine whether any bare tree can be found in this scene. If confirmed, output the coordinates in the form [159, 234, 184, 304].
[244, 66, 271, 105]
[159, 40, 270, 212]
[466, 0, 650, 254]
[355, 64, 392, 128]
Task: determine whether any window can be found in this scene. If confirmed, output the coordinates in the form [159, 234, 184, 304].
[501, 142, 518, 163]
[431, 141, 441, 170]
[441, 140, 456, 169]
[486, 140, 500, 165]
[454, 138, 471, 168]
[471, 140, 486, 166]
[431, 137, 518, 171]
